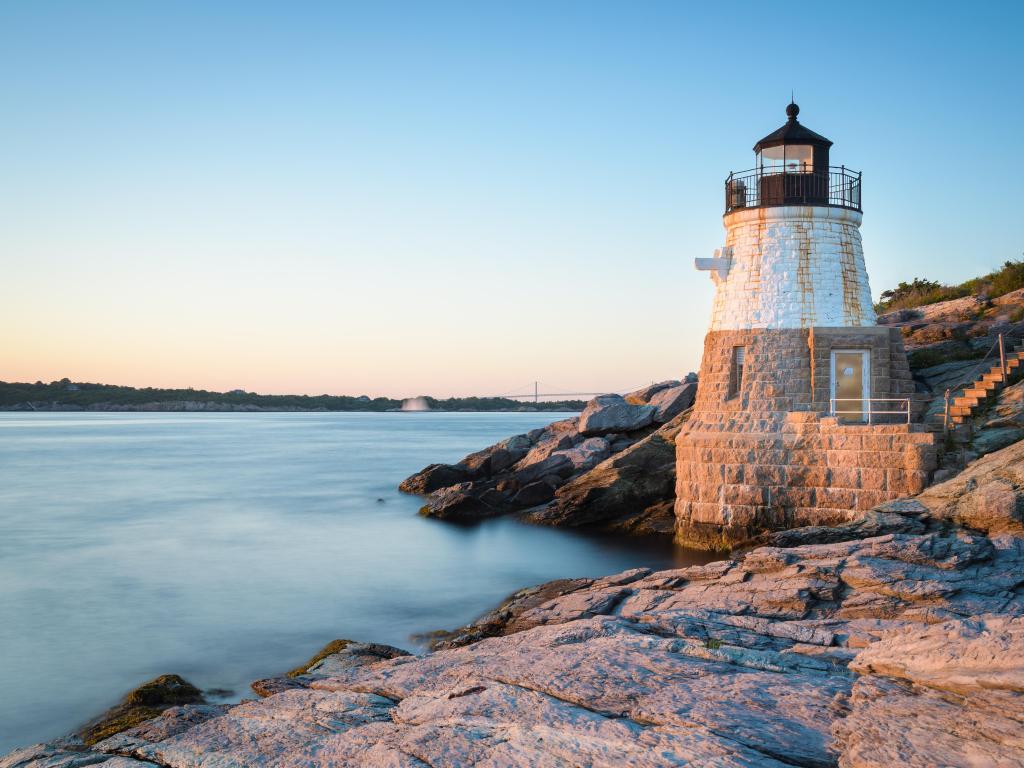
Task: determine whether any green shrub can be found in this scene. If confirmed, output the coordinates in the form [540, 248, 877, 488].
[876, 258, 1024, 313]
[876, 278, 971, 312]
[988, 259, 1024, 298]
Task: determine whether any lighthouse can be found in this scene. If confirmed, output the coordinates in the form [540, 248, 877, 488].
[675, 102, 937, 549]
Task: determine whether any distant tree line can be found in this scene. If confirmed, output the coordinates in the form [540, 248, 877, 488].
[0, 379, 585, 412]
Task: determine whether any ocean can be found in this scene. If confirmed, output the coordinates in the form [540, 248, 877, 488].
[0, 412, 713, 752]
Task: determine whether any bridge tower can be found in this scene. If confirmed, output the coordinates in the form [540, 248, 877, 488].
[674, 102, 937, 549]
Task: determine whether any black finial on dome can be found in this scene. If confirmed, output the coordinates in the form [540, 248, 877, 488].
[786, 101, 800, 120]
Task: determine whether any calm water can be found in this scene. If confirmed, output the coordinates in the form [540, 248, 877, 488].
[0, 412, 713, 753]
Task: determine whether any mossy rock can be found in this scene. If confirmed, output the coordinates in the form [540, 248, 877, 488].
[79, 674, 204, 745]
[123, 674, 203, 706]
[80, 705, 165, 745]
[287, 639, 354, 677]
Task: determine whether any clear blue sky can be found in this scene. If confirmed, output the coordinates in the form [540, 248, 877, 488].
[2, 1, 1021, 397]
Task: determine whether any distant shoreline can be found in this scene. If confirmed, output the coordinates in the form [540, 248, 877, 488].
[0, 404, 583, 413]
[0, 379, 586, 413]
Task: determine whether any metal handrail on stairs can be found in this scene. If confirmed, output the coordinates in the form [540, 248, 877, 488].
[942, 333, 1014, 434]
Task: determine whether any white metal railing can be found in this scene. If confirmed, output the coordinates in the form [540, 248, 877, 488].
[830, 398, 911, 424]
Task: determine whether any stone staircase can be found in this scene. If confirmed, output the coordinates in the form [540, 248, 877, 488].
[939, 338, 1024, 429]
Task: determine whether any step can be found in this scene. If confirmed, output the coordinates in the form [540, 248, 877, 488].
[981, 365, 1020, 382]
[949, 405, 974, 417]
[953, 396, 981, 408]
[963, 388, 994, 399]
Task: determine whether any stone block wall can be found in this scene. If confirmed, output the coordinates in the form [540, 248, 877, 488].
[673, 327, 937, 550]
[694, 327, 916, 417]
[674, 414, 938, 549]
[709, 206, 876, 331]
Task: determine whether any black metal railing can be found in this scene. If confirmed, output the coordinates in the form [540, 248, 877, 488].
[724, 166, 862, 214]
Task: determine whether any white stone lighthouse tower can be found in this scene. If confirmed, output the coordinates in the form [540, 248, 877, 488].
[675, 103, 937, 549]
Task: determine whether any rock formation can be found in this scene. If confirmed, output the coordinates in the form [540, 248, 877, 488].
[879, 286, 1024, 372]
[76, 675, 207, 747]
[8, 439, 1024, 767]
[399, 378, 697, 532]
[525, 412, 687, 534]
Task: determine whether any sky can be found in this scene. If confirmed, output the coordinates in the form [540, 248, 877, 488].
[2, 1, 1022, 398]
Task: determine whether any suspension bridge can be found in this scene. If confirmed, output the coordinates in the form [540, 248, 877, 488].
[490, 380, 659, 403]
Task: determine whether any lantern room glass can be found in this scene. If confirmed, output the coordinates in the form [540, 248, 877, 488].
[757, 144, 813, 173]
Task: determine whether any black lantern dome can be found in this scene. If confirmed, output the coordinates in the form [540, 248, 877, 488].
[753, 102, 832, 175]
[724, 102, 861, 214]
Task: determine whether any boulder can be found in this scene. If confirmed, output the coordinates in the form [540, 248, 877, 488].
[461, 433, 533, 476]
[78, 674, 204, 746]
[608, 435, 638, 453]
[878, 307, 923, 324]
[410, 420, 588, 521]
[303, 641, 410, 677]
[398, 463, 469, 494]
[528, 412, 688, 531]
[552, 437, 610, 472]
[915, 439, 1024, 535]
[513, 419, 579, 468]
[512, 452, 574, 485]
[647, 381, 697, 422]
[511, 476, 560, 508]
[400, 434, 537, 495]
[578, 394, 656, 436]
[252, 640, 413, 698]
[624, 380, 678, 404]
[419, 482, 506, 520]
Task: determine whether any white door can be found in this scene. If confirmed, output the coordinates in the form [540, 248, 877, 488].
[831, 350, 870, 422]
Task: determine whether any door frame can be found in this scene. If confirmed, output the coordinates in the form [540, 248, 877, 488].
[830, 349, 871, 422]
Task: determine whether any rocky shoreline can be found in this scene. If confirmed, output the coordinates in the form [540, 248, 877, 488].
[6, 292, 1024, 766]
[5, 438, 1023, 767]
[397, 292, 1024, 546]
[400, 378, 698, 536]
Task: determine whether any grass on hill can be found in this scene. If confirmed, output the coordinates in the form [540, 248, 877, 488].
[874, 258, 1024, 314]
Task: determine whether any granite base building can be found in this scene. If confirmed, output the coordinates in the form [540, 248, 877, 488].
[675, 103, 937, 549]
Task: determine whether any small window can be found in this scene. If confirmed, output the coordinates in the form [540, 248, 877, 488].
[729, 346, 745, 399]
[757, 144, 814, 174]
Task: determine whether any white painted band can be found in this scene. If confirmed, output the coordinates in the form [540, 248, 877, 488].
[704, 206, 876, 330]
